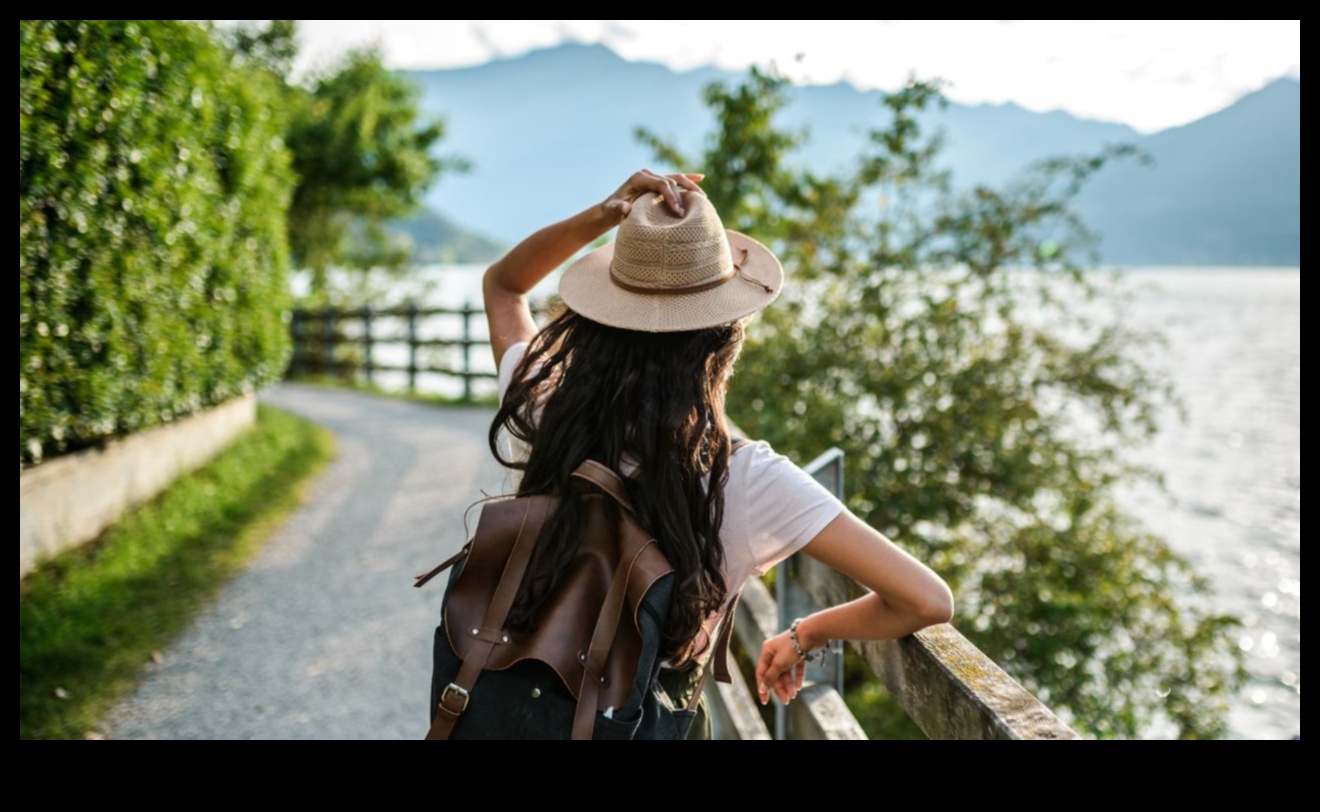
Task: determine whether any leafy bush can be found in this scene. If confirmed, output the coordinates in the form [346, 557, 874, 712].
[641, 70, 1244, 738]
[20, 20, 294, 464]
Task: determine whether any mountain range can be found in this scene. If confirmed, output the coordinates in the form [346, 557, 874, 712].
[407, 43, 1300, 266]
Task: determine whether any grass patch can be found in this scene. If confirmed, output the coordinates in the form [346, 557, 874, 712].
[19, 404, 334, 739]
[846, 682, 928, 740]
[289, 374, 498, 408]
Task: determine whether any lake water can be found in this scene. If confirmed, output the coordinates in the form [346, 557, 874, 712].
[1113, 268, 1299, 740]
[334, 264, 1300, 739]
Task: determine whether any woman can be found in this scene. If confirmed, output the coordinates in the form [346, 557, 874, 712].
[483, 169, 953, 730]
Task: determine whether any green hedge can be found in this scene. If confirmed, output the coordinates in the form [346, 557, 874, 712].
[20, 21, 294, 465]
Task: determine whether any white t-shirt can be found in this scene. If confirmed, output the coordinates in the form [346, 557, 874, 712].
[496, 341, 846, 591]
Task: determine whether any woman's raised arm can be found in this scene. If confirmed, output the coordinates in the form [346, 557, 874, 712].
[482, 170, 702, 368]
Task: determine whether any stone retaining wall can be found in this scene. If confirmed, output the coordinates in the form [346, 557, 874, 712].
[19, 395, 257, 579]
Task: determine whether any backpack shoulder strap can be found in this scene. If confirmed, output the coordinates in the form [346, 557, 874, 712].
[572, 440, 752, 508]
[703, 435, 750, 687]
[678, 588, 744, 713]
[709, 590, 742, 685]
[570, 460, 634, 512]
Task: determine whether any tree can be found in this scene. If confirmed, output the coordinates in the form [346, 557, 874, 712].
[639, 68, 1244, 738]
[227, 22, 460, 300]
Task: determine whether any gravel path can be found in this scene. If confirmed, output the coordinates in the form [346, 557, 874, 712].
[103, 384, 509, 739]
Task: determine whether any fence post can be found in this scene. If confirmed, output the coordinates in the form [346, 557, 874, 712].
[321, 306, 338, 378]
[775, 449, 848, 739]
[362, 305, 374, 387]
[406, 300, 419, 393]
[290, 308, 303, 378]
[461, 300, 473, 402]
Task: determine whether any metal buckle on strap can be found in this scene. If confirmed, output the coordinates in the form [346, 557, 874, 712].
[439, 683, 470, 714]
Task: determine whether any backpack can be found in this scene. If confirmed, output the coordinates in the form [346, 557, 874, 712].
[415, 451, 745, 740]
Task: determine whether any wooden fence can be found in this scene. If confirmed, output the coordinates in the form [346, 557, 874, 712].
[290, 304, 493, 400]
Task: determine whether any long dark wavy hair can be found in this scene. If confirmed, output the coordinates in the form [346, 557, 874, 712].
[489, 306, 746, 659]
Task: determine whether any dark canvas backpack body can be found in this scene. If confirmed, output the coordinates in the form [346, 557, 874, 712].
[415, 449, 744, 740]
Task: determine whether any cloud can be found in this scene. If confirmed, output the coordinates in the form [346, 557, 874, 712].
[287, 19, 1301, 132]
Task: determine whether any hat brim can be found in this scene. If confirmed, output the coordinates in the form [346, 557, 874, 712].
[558, 231, 784, 333]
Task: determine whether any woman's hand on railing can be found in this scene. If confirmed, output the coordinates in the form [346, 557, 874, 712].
[756, 511, 955, 706]
[756, 631, 808, 705]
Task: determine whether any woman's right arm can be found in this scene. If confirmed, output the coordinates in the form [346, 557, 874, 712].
[482, 170, 701, 369]
[755, 511, 954, 705]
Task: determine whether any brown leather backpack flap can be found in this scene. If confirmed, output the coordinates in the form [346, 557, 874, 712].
[444, 493, 673, 710]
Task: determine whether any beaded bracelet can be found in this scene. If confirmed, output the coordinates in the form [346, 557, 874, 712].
[789, 617, 827, 662]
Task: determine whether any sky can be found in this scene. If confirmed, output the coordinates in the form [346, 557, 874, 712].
[280, 20, 1301, 133]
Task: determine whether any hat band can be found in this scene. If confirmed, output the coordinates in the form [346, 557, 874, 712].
[608, 247, 772, 297]
[608, 264, 736, 296]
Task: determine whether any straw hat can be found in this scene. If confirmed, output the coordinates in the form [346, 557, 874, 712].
[559, 191, 783, 332]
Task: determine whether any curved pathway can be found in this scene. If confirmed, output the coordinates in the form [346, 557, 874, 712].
[104, 384, 508, 739]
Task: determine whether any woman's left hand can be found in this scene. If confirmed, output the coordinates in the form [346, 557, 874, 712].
[756, 631, 807, 705]
[600, 169, 704, 224]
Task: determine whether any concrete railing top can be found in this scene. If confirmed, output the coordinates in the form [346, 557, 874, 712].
[794, 558, 1079, 740]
